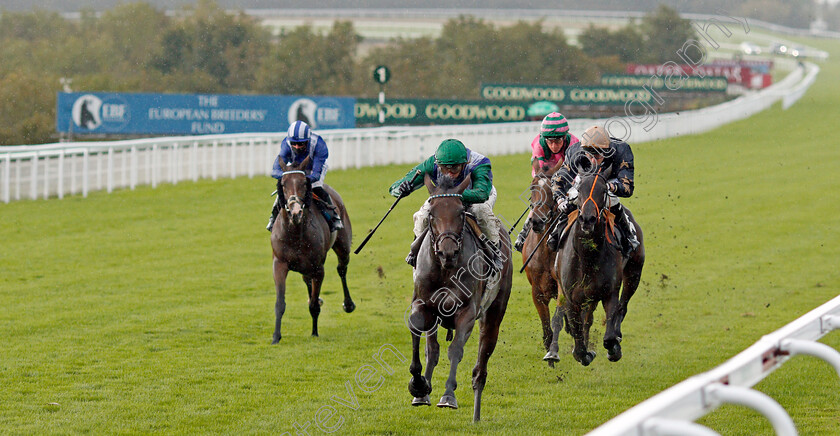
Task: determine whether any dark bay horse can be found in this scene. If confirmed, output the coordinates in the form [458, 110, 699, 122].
[406, 174, 512, 422]
[270, 158, 355, 343]
[552, 172, 645, 366]
[522, 164, 566, 365]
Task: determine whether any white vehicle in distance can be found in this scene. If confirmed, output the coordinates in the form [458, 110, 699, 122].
[770, 42, 788, 55]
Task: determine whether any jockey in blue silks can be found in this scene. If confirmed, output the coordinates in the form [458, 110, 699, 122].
[266, 120, 343, 232]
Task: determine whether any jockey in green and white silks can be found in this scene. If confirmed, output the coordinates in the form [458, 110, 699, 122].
[388, 139, 501, 269]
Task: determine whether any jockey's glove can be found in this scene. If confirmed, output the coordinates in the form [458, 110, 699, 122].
[398, 180, 413, 198]
[557, 197, 572, 214]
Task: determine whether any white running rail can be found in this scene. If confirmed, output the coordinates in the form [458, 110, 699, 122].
[587, 294, 840, 436]
[0, 62, 818, 203]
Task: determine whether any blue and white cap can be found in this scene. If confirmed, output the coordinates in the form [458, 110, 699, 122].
[287, 120, 311, 143]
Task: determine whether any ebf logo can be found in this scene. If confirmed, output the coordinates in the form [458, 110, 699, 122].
[288, 98, 346, 130]
[71, 94, 130, 132]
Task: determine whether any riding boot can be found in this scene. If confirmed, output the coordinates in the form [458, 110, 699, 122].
[266, 182, 284, 232]
[313, 186, 344, 231]
[513, 218, 531, 253]
[611, 204, 639, 256]
[405, 227, 429, 267]
[546, 211, 570, 252]
[266, 198, 280, 232]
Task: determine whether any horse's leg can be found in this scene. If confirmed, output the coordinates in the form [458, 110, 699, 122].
[301, 275, 321, 307]
[272, 258, 289, 344]
[308, 267, 325, 337]
[546, 302, 565, 365]
[618, 247, 645, 341]
[438, 314, 475, 410]
[332, 237, 355, 313]
[578, 302, 597, 366]
[531, 286, 554, 356]
[411, 329, 439, 407]
[472, 305, 504, 422]
[408, 304, 433, 404]
[602, 287, 623, 362]
[567, 300, 592, 366]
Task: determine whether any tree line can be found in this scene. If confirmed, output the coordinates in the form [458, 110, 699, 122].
[0, 1, 695, 145]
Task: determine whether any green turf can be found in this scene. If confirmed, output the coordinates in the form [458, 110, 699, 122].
[2, 44, 839, 436]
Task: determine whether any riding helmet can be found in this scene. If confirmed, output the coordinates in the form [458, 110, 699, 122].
[580, 125, 611, 151]
[539, 112, 570, 139]
[287, 120, 311, 143]
[434, 139, 468, 165]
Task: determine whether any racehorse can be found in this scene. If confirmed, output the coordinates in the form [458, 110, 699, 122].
[270, 157, 355, 343]
[522, 163, 566, 365]
[552, 171, 645, 365]
[406, 174, 512, 422]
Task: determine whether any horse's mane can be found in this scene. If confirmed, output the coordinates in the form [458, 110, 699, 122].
[435, 174, 459, 193]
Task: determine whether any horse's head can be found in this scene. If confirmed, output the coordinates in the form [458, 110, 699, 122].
[279, 156, 312, 226]
[425, 173, 470, 269]
[529, 160, 564, 233]
[576, 171, 609, 235]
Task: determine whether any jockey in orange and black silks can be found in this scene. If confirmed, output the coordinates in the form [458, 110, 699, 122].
[266, 120, 343, 232]
[548, 125, 640, 256]
[388, 138, 502, 269]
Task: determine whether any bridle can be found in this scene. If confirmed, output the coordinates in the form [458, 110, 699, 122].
[281, 170, 308, 212]
[530, 177, 556, 228]
[428, 193, 465, 257]
[579, 172, 608, 224]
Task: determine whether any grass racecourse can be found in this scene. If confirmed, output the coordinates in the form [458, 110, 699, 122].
[3, 39, 840, 436]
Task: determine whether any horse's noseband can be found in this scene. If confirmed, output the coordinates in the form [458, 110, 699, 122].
[285, 195, 305, 212]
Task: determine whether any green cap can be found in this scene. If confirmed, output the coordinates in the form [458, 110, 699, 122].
[434, 139, 468, 165]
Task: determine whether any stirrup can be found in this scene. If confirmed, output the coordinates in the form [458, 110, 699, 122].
[266, 216, 275, 232]
[405, 251, 417, 267]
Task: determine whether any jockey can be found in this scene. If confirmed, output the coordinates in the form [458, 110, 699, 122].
[513, 112, 579, 252]
[266, 120, 343, 232]
[388, 138, 502, 270]
[548, 125, 640, 256]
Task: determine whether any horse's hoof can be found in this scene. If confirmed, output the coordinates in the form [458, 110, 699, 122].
[408, 377, 432, 398]
[607, 345, 622, 362]
[581, 351, 596, 366]
[437, 394, 458, 409]
[343, 301, 356, 313]
[411, 395, 431, 406]
[547, 360, 555, 368]
[271, 337, 281, 344]
[542, 351, 560, 362]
